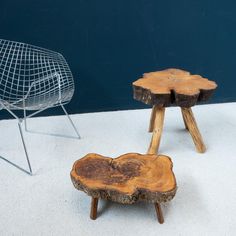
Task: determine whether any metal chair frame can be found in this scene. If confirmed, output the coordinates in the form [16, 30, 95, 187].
[0, 39, 80, 175]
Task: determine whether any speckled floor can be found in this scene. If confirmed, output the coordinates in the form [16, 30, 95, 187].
[0, 103, 235, 236]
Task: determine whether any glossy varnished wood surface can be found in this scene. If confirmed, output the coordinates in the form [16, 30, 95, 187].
[71, 153, 177, 204]
[133, 68, 217, 107]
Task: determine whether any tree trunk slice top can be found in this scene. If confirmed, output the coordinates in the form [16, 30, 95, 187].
[71, 153, 177, 204]
[133, 68, 217, 107]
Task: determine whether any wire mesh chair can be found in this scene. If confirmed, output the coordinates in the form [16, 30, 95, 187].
[0, 39, 80, 175]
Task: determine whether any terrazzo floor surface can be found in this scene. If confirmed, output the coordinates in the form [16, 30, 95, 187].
[0, 102, 236, 236]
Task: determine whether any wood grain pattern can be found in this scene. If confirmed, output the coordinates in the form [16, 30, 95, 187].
[148, 107, 165, 154]
[181, 108, 189, 130]
[71, 153, 177, 204]
[149, 105, 158, 132]
[133, 68, 217, 107]
[181, 107, 206, 153]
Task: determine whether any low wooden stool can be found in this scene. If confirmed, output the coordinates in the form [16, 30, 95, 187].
[133, 68, 217, 154]
[71, 153, 177, 223]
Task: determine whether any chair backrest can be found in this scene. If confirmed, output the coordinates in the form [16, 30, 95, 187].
[0, 39, 74, 105]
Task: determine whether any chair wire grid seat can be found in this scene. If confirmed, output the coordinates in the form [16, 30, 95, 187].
[0, 39, 74, 111]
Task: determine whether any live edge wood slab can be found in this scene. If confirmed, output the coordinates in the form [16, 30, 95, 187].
[133, 68, 217, 154]
[71, 153, 177, 223]
[133, 68, 217, 108]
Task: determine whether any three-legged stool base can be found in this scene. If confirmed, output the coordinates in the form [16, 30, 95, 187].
[148, 105, 206, 154]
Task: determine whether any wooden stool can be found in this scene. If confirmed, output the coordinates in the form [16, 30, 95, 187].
[133, 68, 217, 154]
[71, 153, 177, 223]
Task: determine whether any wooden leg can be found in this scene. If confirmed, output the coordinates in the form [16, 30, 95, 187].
[154, 203, 164, 224]
[181, 108, 206, 153]
[148, 107, 165, 154]
[181, 108, 188, 130]
[149, 105, 158, 132]
[90, 197, 99, 220]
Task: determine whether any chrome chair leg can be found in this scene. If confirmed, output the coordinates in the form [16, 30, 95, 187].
[23, 108, 28, 132]
[23, 105, 80, 139]
[18, 121, 32, 174]
[60, 104, 81, 139]
[0, 121, 33, 175]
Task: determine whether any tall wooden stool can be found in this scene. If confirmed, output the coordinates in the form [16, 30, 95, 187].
[133, 68, 217, 154]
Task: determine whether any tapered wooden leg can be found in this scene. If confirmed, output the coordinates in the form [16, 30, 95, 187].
[90, 197, 99, 220]
[148, 107, 165, 154]
[154, 203, 164, 224]
[181, 108, 188, 130]
[181, 108, 206, 153]
[149, 105, 158, 132]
